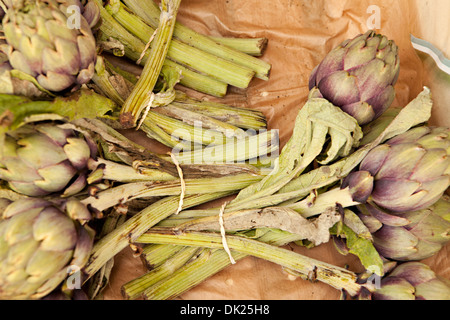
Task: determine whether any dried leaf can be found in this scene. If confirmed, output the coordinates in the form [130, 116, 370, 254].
[179, 206, 341, 246]
[233, 98, 362, 205]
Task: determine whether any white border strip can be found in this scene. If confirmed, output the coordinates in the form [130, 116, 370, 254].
[411, 34, 450, 75]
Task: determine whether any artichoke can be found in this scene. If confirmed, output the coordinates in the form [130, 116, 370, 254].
[359, 195, 450, 261]
[0, 123, 96, 197]
[0, 197, 94, 300]
[371, 262, 450, 300]
[1, 0, 97, 92]
[0, 49, 47, 97]
[344, 126, 450, 213]
[309, 30, 400, 125]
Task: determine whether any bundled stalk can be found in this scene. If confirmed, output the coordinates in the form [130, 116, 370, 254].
[118, 0, 181, 129]
[121, 80, 436, 300]
[92, 49, 270, 152]
[0, 90, 275, 299]
[94, 0, 270, 97]
[89, 0, 273, 163]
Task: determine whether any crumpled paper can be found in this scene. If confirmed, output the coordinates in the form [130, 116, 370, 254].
[103, 0, 450, 300]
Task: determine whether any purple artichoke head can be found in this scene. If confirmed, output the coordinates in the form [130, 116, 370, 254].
[0, 123, 97, 197]
[0, 197, 95, 299]
[343, 126, 450, 213]
[309, 30, 400, 125]
[2, 0, 97, 92]
[358, 195, 450, 261]
[372, 262, 450, 300]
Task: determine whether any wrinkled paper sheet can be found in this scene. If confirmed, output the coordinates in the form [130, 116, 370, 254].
[104, 0, 450, 300]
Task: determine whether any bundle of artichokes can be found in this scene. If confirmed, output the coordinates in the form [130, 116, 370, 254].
[0, 0, 448, 301]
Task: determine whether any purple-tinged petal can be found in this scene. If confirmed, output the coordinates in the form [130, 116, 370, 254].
[360, 144, 390, 176]
[340, 101, 375, 125]
[372, 225, 418, 260]
[363, 202, 410, 227]
[343, 37, 378, 70]
[2, 198, 49, 219]
[411, 176, 450, 211]
[62, 172, 87, 197]
[63, 137, 91, 170]
[36, 125, 74, 147]
[70, 225, 94, 269]
[371, 178, 427, 212]
[357, 209, 382, 233]
[375, 144, 426, 180]
[349, 59, 395, 101]
[387, 126, 431, 146]
[365, 85, 395, 119]
[308, 65, 319, 89]
[409, 149, 449, 182]
[35, 161, 77, 193]
[317, 71, 360, 106]
[415, 279, 450, 300]
[8, 181, 48, 197]
[416, 127, 450, 151]
[33, 206, 77, 251]
[341, 171, 373, 203]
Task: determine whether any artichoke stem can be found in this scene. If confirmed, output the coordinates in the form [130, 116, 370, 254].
[93, 0, 228, 97]
[109, 2, 255, 90]
[83, 192, 232, 281]
[137, 228, 363, 297]
[119, 0, 181, 128]
[122, 0, 271, 80]
[121, 246, 200, 300]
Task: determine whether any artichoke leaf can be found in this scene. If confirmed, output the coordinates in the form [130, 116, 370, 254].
[0, 90, 116, 156]
[233, 98, 362, 204]
[279, 87, 433, 197]
[331, 222, 384, 276]
[0, 89, 116, 133]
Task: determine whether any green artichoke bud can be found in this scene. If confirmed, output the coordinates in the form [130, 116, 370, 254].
[359, 195, 450, 261]
[343, 126, 450, 212]
[371, 262, 450, 300]
[309, 30, 400, 125]
[0, 49, 49, 97]
[0, 197, 95, 300]
[2, 0, 97, 92]
[0, 123, 97, 197]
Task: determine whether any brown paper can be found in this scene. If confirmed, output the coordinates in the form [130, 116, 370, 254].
[103, 0, 450, 300]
